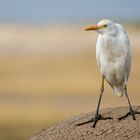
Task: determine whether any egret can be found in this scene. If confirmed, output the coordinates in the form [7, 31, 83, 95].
[77, 19, 140, 127]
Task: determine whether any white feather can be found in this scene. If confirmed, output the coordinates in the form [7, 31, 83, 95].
[95, 20, 131, 97]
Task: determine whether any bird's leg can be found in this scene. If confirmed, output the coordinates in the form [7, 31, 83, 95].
[76, 76, 112, 128]
[119, 85, 140, 120]
[91, 76, 113, 127]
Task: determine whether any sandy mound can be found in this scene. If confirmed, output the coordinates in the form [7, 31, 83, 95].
[30, 106, 140, 140]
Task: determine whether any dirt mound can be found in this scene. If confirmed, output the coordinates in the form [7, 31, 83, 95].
[29, 106, 140, 140]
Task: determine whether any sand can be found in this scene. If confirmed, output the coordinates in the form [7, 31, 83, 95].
[29, 106, 140, 140]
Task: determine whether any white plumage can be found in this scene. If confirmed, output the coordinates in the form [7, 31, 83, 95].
[85, 19, 131, 97]
[76, 19, 138, 128]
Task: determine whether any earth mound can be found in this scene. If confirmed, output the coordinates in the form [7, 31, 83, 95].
[30, 106, 140, 140]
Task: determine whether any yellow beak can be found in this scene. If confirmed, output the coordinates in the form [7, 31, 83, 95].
[85, 25, 103, 31]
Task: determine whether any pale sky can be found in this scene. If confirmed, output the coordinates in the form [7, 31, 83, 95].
[0, 0, 140, 24]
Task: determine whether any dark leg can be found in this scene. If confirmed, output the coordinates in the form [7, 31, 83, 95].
[119, 85, 140, 120]
[76, 76, 112, 127]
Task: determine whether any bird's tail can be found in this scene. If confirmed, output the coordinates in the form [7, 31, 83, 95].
[113, 86, 124, 97]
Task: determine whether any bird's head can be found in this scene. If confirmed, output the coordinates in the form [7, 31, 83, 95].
[85, 19, 118, 35]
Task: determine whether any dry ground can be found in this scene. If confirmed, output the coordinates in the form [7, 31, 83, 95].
[30, 106, 140, 140]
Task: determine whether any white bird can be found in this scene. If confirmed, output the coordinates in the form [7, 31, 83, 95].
[93, 19, 131, 97]
[77, 19, 140, 127]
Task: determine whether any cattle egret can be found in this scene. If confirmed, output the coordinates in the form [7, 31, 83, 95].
[77, 19, 140, 127]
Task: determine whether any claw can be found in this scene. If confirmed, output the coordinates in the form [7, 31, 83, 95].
[76, 118, 94, 127]
[118, 111, 140, 120]
[75, 114, 113, 128]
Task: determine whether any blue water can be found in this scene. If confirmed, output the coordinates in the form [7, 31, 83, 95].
[0, 0, 140, 24]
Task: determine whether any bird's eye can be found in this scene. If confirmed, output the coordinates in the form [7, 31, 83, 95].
[104, 24, 107, 27]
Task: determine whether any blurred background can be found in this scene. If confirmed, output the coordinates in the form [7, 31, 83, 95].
[0, 0, 140, 140]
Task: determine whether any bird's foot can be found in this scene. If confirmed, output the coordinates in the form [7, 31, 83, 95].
[118, 110, 140, 120]
[76, 114, 113, 128]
